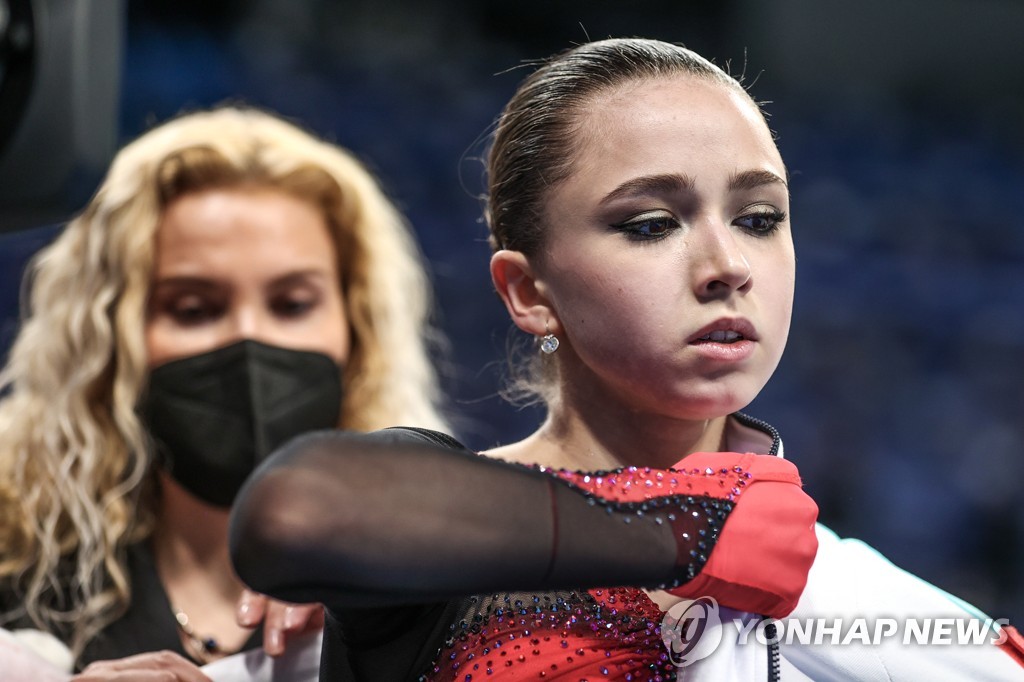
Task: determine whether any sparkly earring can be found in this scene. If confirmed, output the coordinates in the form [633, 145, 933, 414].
[539, 324, 559, 354]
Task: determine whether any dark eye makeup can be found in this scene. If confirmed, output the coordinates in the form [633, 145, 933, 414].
[612, 206, 787, 243]
[734, 208, 787, 236]
[612, 214, 680, 242]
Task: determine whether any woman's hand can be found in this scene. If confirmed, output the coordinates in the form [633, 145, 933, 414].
[236, 589, 325, 657]
[72, 651, 212, 681]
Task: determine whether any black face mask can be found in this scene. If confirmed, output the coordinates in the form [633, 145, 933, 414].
[139, 339, 343, 508]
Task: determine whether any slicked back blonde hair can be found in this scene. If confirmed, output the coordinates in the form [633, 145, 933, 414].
[0, 106, 448, 658]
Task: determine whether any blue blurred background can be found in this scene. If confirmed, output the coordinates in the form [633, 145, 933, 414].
[2, 0, 1022, 628]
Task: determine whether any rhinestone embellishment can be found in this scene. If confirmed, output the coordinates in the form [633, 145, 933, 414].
[540, 334, 560, 354]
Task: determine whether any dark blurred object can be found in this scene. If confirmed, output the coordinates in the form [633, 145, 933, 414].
[0, 0, 35, 157]
[0, 0, 123, 233]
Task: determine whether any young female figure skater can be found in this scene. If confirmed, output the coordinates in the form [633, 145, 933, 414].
[230, 40, 1024, 681]
[0, 106, 448, 680]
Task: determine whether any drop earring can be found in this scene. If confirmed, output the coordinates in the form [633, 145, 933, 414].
[539, 324, 559, 354]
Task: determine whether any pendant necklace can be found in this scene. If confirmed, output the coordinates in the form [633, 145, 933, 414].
[173, 606, 225, 663]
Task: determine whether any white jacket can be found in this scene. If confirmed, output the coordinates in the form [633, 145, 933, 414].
[672, 415, 1024, 681]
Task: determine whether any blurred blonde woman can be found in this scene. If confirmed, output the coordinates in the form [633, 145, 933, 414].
[0, 106, 448, 680]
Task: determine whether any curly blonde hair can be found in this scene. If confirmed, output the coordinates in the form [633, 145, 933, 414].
[0, 106, 449, 657]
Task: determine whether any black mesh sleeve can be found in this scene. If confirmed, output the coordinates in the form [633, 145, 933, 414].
[228, 427, 729, 610]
